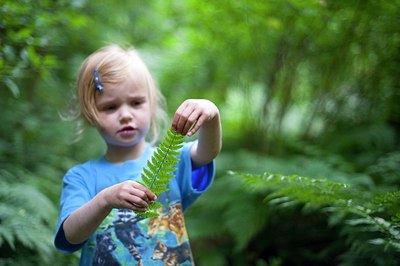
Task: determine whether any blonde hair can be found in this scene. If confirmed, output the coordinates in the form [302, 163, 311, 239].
[73, 44, 167, 144]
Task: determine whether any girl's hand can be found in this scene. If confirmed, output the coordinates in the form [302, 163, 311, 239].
[172, 99, 219, 137]
[99, 180, 157, 212]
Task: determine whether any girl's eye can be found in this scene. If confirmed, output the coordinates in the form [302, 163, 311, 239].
[103, 105, 116, 111]
[132, 100, 145, 106]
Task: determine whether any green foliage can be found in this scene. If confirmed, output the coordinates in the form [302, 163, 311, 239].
[238, 171, 351, 206]
[238, 171, 400, 265]
[156, 0, 400, 153]
[136, 129, 184, 218]
[187, 151, 400, 265]
[0, 169, 57, 265]
[1, 0, 400, 265]
[368, 151, 400, 188]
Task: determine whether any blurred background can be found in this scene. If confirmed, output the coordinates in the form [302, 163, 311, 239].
[1, 0, 399, 265]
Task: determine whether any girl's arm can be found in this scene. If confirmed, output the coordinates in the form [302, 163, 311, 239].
[63, 181, 156, 244]
[172, 99, 222, 168]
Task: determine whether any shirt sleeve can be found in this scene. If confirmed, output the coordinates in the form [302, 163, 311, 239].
[54, 165, 92, 253]
[177, 142, 215, 211]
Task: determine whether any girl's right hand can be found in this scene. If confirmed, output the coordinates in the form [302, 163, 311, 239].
[99, 180, 157, 212]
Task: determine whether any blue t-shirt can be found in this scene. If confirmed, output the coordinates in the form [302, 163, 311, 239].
[54, 142, 214, 265]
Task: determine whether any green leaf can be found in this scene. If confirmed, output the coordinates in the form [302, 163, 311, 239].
[4, 78, 20, 98]
[135, 129, 184, 218]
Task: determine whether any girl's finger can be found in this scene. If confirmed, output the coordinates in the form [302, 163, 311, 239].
[172, 102, 189, 131]
[187, 113, 209, 136]
[129, 195, 149, 208]
[130, 181, 157, 202]
[181, 110, 201, 135]
[174, 107, 195, 134]
[130, 202, 147, 212]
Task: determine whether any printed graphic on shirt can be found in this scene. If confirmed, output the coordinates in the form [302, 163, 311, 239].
[88, 201, 193, 266]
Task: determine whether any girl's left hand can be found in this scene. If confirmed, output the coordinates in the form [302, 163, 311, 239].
[172, 99, 219, 137]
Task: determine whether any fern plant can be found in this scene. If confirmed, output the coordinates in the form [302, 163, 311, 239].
[235, 171, 400, 264]
[137, 129, 184, 218]
[0, 169, 57, 265]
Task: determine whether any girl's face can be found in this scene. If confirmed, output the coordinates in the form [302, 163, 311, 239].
[94, 76, 151, 149]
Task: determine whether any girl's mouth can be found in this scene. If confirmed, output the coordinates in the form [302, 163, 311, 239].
[118, 126, 136, 136]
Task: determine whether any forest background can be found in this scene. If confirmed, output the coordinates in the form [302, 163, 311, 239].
[1, 0, 399, 265]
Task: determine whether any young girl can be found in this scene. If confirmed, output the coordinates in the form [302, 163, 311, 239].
[54, 45, 222, 265]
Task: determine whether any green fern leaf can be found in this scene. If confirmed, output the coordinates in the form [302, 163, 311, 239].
[136, 129, 184, 218]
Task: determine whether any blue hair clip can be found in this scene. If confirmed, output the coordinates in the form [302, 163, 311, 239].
[93, 68, 103, 92]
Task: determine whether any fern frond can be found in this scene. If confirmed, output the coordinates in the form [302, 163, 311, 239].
[235, 171, 352, 206]
[235, 170, 400, 253]
[0, 177, 56, 261]
[136, 129, 184, 218]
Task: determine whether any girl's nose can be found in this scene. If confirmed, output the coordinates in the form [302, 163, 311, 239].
[119, 105, 133, 123]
